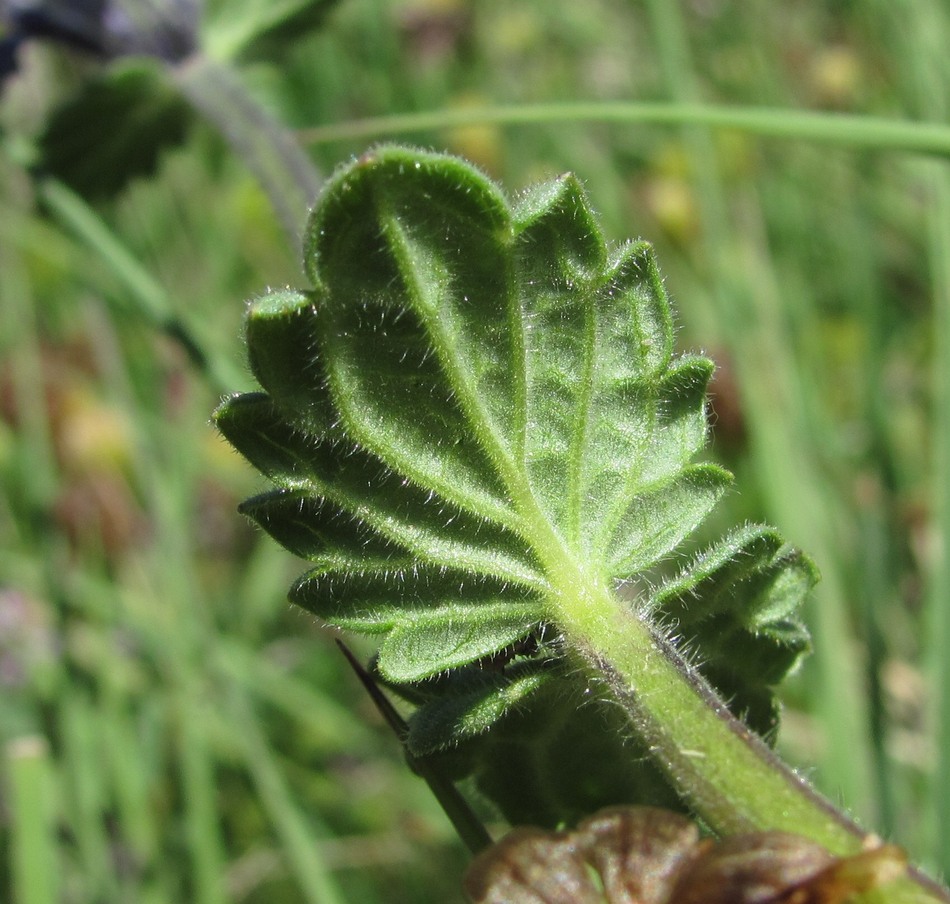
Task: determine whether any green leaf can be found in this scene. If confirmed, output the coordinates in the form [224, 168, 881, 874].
[404, 663, 554, 756]
[459, 677, 683, 828]
[378, 607, 542, 681]
[204, 0, 344, 61]
[218, 393, 544, 584]
[650, 524, 816, 737]
[37, 62, 192, 200]
[215, 146, 813, 825]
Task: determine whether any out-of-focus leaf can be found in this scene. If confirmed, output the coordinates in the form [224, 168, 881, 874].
[37, 61, 191, 199]
[203, 0, 344, 62]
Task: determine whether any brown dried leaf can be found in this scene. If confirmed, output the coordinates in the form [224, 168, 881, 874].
[670, 832, 838, 904]
[671, 832, 907, 904]
[463, 828, 602, 904]
[577, 808, 701, 904]
[778, 844, 908, 904]
[463, 807, 907, 904]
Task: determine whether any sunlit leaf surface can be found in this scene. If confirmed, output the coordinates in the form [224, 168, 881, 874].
[216, 146, 817, 824]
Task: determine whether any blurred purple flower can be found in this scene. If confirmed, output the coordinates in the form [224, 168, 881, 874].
[0, 0, 199, 77]
[0, 588, 56, 688]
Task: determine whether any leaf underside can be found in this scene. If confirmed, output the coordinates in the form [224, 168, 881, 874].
[215, 146, 816, 826]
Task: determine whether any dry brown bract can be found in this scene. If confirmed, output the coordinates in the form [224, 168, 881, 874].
[464, 807, 906, 904]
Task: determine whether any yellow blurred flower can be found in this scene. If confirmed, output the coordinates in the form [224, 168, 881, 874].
[809, 45, 863, 108]
[56, 386, 134, 477]
[445, 93, 503, 174]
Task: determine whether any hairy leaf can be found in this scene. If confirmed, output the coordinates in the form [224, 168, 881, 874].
[216, 146, 816, 824]
[651, 524, 815, 738]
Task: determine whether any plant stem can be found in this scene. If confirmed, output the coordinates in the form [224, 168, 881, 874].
[514, 475, 923, 892]
[553, 578, 852, 841]
[174, 54, 322, 257]
[550, 579, 950, 904]
[336, 642, 494, 857]
[298, 102, 950, 158]
[37, 178, 241, 394]
[6, 737, 59, 904]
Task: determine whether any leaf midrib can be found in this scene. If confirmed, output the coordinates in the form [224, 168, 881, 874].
[380, 197, 604, 606]
[565, 273, 598, 550]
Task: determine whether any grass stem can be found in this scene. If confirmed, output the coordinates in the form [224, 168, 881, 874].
[299, 102, 950, 159]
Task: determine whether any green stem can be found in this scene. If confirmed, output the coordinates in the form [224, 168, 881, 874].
[549, 572, 850, 841]
[37, 178, 242, 394]
[298, 102, 950, 158]
[516, 489, 871, 854]
[551, 578, 950, 904]
[6, 737, 59, 904]
[336, 641, 493, 857]
[174, 54, 322, 256]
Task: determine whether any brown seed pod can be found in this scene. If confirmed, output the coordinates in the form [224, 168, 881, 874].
[577, 808, 702, 904]
[668, 830, 905, 904]
[463, 827, 597, 904]
[463, 807, 906, 904]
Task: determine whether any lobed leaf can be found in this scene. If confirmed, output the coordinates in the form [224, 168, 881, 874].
[650, 524, 816, 737]
[218, 393, 544, 584]
[216, 146, 815, 825]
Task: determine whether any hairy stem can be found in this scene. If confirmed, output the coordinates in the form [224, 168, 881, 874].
[551, 582, 950, 904]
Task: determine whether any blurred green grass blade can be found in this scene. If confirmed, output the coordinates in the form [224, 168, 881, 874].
[928, 155, 950, 881]
[100, 694, 166, 901]
[65, 686, 167, 902]
[299, 102, 950, 158]
[38, 179, 169, 324]
[36, 178, 241, 393]
[0, 238, 58, 507]
[227, 691, 347, 904]
[642, 0, 877, 824]
[717, 234, 880, 825]
[6, 737, 59, 904]
[825, 180, 901, 839]
[902, 0, 950, 874]
[203, 0, 341, 61]
[177, 696, 229, 904]
[215, 638, 374, 752]
[146, 402, 229, 902]
[60, 689, 121, 901]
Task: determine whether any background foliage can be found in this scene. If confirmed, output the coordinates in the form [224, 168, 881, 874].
[1, 1, 948, 902]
